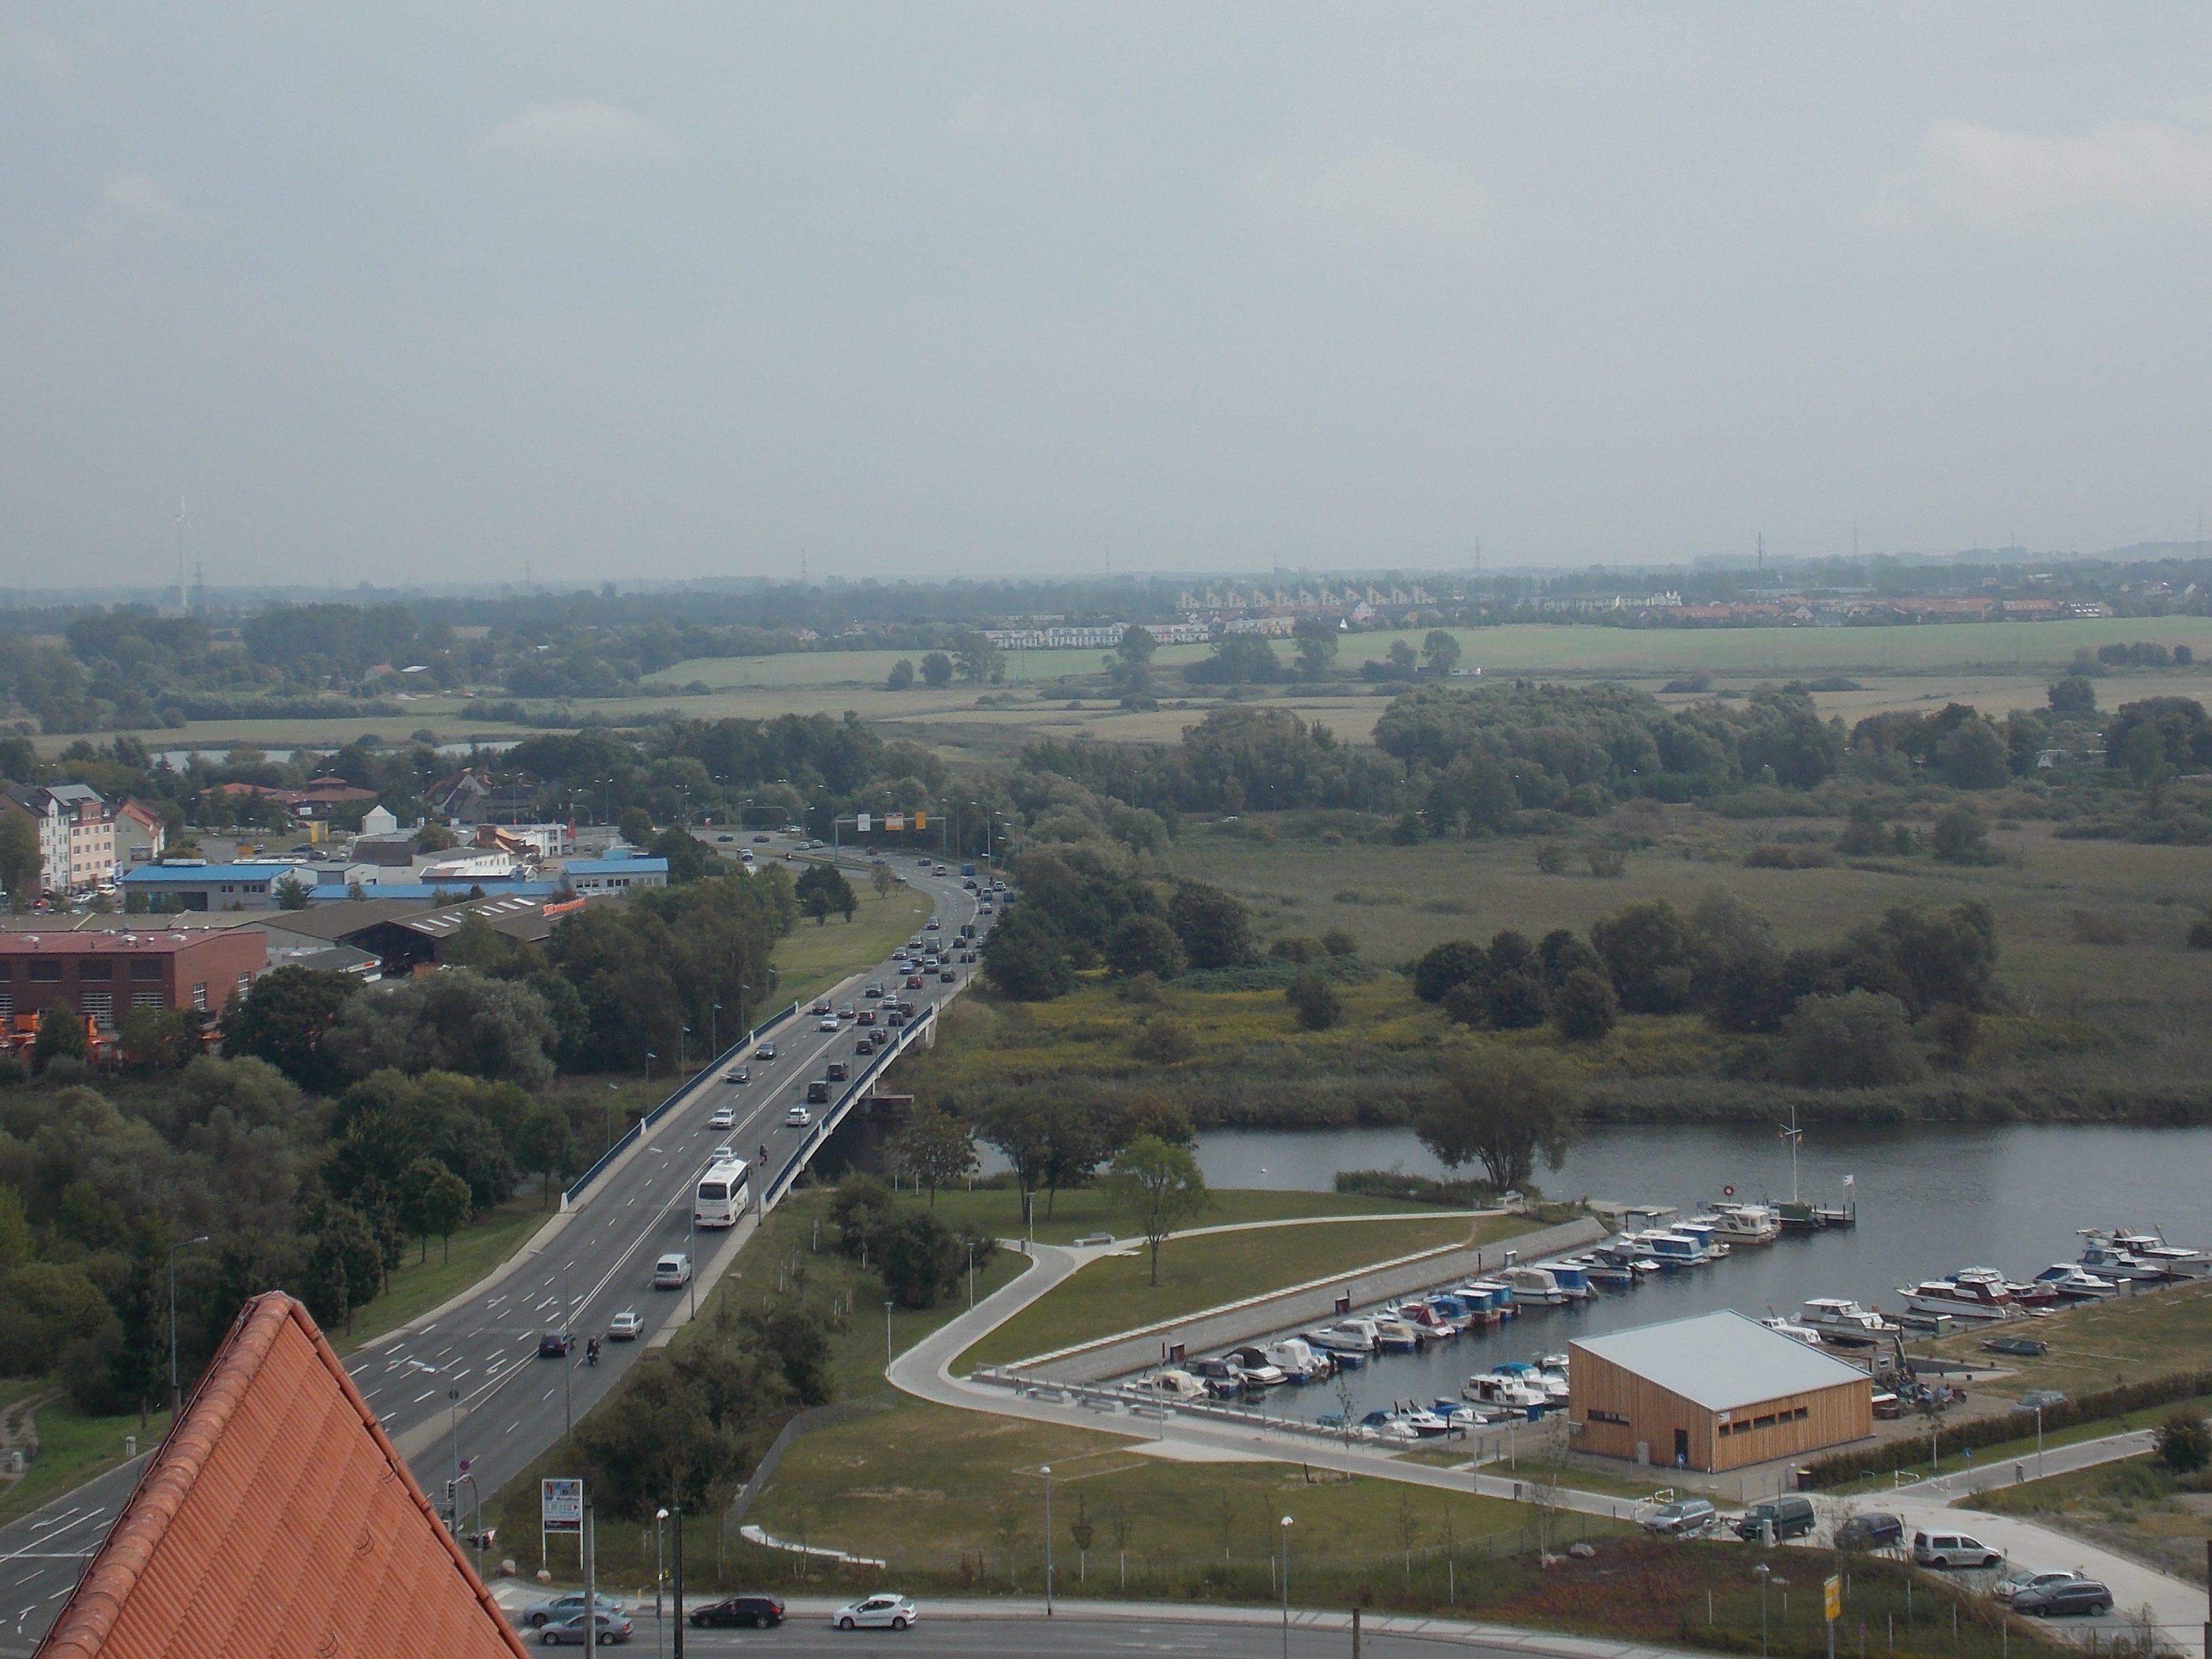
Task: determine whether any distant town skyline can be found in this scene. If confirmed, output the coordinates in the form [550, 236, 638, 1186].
[3, 7, 2210, 587]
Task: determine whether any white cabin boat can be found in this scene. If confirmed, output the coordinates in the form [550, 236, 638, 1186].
[1704, 1202, 1781, 1245]
[1498, 1265, 1569, 1306]
[1896, 1277, 2022, 1322]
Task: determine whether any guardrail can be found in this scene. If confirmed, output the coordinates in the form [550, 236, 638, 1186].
[756, 998, 941, 1214]
[560, 1000, 800, 1209]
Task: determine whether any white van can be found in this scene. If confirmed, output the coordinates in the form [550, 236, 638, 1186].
[653, 1253, 693, 1290]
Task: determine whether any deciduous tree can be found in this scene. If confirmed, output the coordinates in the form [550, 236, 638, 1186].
[1105, 1134, 1209, 1286]
[1416, 1047, 1580, 1193]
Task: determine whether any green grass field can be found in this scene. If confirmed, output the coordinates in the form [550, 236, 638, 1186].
[1919, 1277, 2212, 1402]
[0, 1399, 173, 1528]
[920, 1185, 1463, 1247]
[769, 878, 937, 1015]
[960, 1214, 1521, 1370]
[341, 1201, 556, 1351]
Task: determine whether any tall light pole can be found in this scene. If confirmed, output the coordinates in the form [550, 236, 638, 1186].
[605, 1082, 619, 1152]
[447, 1387, 462, 1531]
[654, 1507, 669, 1659]
[1279, 1515, 1293, 1659]
[168, 1233, 209, 1419]
[884, 1300, 894, 1370]
[644, 1050, 656, 1111]
[1041, 1466, 1054, 1617]
[710, 1002, 721, 1059]
[562, 1258, 576, 1439]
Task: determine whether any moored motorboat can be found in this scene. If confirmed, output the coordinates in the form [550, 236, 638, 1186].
[1498, 1265, 1569, 1306]
[1896, 1276, 2022, 1322]
[1798, 1297, 1899, 1344]
[1704, 1202, 1782, 1245]
[2109, 1228, 2211, 1279]
[2029, 1264, 2120, 1301]
[1760, 1314, 1824, 1346]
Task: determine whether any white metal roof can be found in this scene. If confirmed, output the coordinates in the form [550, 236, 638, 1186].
[1569, 1309, 1867, 1412]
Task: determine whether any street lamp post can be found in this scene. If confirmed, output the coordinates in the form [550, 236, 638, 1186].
[654, 1508, 669, 1659]
[1041, 1466, 1054, 1617]
[710, 1002, 721, 1059]
[1279, 1516, 1293, 1659]
[168, 1233, 210, 1419]
[447, 1387, 462, 1530]
[562, 1258, 576, 1438]
[605, 1082, 618, 1152]
[1755, 1563, 1772, 1659]
[884, 1300, 894, 1371]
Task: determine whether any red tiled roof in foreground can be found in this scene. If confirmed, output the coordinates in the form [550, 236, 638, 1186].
[38, 1292, 528, 1659]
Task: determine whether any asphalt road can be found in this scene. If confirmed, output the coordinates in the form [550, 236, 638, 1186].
[506, 1601, 1689, 1659]
[0, 843, 991, 1657]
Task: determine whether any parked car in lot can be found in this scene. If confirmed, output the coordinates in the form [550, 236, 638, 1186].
[1913, 1530, 2005, 1569]
[689, 1595, 785, 1629]
[1835, 1511, 1904, 1551]
[523, 1592, 624, 1629]
[1642, 1498, 1718, 1536]
[2010, 1578, 2111, 1618]
[1994, 1568, 2082, 1604]
[606, 1309, 643, 1340]
[1734, 1496, 1816, 1541]
[653, 1253, 693, 1289]
[832, 1594, 918, 1631]
[537, 1330, 575, 1358]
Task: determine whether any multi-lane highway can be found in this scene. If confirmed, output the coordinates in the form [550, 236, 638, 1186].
[0, 845, 992, 1656]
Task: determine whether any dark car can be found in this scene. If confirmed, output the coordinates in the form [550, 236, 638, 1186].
[752, 834, 771, 843]
[689, 1595, 785, 1630]
[537, 1330, 575, 1358]
[1734, 1496, 1816, 1541]
[857, 1009, 876, 1026]
[886, 1010, 907, 1027]
[806, 1080, 831, 1104]
[1835, 1511, 1904, 1551]
[854, 1037, 875, 1056]
[939, 969, 956, 983]
[2011, 1578, 2112, 1618]
[825, 1061, 848, 1082]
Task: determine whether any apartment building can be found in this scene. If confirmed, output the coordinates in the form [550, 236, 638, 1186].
[2, 784, 115, 896]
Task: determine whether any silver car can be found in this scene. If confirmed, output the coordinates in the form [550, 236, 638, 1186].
[833, 1594, 918, 1631]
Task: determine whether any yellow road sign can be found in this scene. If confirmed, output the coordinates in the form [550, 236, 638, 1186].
[1824, 1575, 1841, 1622]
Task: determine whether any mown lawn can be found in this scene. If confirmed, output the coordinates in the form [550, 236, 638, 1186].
[960, 1214, 1528, 1369]
[919, 1185, 1463, 1247]
[0, 1400, 173, 1528]
[746, 1395, 1540, 1595]
[1919, 1275, 2212, 1401]
[770, 878, 936, 1017]
[341, 1200, 555, 1352]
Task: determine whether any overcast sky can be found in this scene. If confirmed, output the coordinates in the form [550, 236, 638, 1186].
[5, 6, 2211, 590]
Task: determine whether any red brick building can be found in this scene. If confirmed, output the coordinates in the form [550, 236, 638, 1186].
[0, 928, 267, 1026]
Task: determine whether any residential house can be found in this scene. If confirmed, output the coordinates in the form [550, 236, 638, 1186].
[115, 798, 166, 865]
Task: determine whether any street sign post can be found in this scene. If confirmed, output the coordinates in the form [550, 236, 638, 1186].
[1824, 1574, 1841, 1659]
[543, 1477, 583, 1568]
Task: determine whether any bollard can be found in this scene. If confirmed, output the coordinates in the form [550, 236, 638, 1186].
[124, 1435, 136, 1460]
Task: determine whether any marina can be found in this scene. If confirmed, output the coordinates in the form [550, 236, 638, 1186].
[1100, 1121, 2212, 1427]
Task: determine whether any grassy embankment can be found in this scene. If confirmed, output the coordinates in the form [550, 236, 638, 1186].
[1922, 1277, 2212, 1406]
[766, 876, 935, 1017]
[1969, 1446, 2212, 1583]
[960, 1212, 1529, 1370]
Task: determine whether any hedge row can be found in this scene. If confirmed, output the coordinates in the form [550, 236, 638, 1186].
[1801, 1368, 2212, 1488]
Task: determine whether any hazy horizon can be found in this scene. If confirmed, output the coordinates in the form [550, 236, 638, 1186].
[5, 6, 2211, 589]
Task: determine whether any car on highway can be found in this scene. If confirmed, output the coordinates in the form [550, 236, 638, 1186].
[885, 1010, 907, 1027]
[716, 834, 734, 843]
[2010, 1578, 2112, 1618]
[539, 1611, 633, 1645]
[813, 999, 834, 1015]
[979, 903, 994, 915]
[907, 935, 925, 949]
[607, 1309, 643, 1341]
[523, 1592, 624, 1629]
[832, 1594, 918, 1632]
[653, 1253, 693, 1289]
[755, 1042, 777, 1060]
[905, 974, 925, 989]
[817, 1017, 840, 1032]
[863, 983, 884, 998]
[1835, 1511, 1904, 1551]
[826, 1061, 848, 1082]
[787, 1104, 815, 1126]
[709, 1105, 736, 1128]
[939, 969, 956, 983]
[1641, 1498, 1717, 1536]
[1912, 1530, 2004, 1569]
[752, 834, 771, 843]
[689, 1595, 785, 1630]
[854, 1037, 874, 1056]
[837, 1004, 856, 1020]
[925, 920, 940, 932]
[805, 1081, 830, 1104]
[537, 1330, 575, 1358]
[720, 1067, 748, 1085]
[857, 1009, 876, 1027]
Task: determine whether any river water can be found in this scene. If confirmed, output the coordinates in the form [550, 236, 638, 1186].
[1160, 1122, 2212, 1419]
